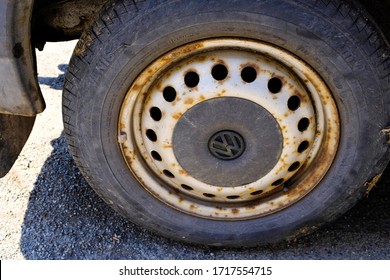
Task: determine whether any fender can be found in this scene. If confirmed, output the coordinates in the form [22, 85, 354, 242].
[0, 114, 35, 177]
[0, 0, 41, 177]
[0, 0, 45, 115]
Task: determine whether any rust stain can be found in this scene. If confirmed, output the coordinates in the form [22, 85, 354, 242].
[294, 90, 308, 104]
[172, 112, 183, 120]
[132, 84, 141, 91]
[172, 97, 182, 106]
[197, 55, 207, 62]
[190, 204, 199, 210]
[154, 80, 163, 91]
[124, 149, 137, 162]
[178, 169, 188, 175]
[365, 173, 383, 196]
[144, 94, 152, 106]
[240, 62, 260, 72]
[163, 144, 173, 149]
[119, 123, 126, 130]
[184, 98, 194, 105]
[232, 209, 240, 214]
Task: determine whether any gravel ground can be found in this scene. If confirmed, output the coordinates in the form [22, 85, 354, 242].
[1, 41, 390, 260]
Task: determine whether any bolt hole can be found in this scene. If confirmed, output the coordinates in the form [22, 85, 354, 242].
[268, 77, 283, 93]
[250, 190, 264, 196]
[163, 169, 175, 178]
[298, 141, 310, 153]
[241, 66, 257, 83]
[146, 129, 157, 142]
[298, 118, 310, 132]
[212, 64, 228, 81]
[163, 86, 177, 102]
[227, 195, 240, 200]
[184, 71, 200, 88]
[288, 162, 301, 172]
[181, 184, 194, 191]
[149, 107, 162, 121]
[272, 179, 284, 186]
[203, 193, 216, 198]
[151, 151, 162, 161]
[288, 96, 301, 111]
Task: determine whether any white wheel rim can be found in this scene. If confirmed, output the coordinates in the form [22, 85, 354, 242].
[118, 39, 340, 220]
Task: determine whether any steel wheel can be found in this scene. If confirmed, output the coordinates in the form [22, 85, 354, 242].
[118, 39, 340, 219]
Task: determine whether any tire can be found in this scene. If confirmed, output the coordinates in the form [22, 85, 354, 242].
[63, 0, 390, 247]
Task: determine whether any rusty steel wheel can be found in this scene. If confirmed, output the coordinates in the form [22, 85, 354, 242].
[118, 39, 339, 219]
[63, 0, 390, 246]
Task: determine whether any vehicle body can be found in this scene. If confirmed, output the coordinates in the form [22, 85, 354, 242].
[1, 0, 390, 246]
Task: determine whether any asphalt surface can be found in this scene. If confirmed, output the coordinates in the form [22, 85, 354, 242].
[19, 138, 390, 259]
[1, 41, 390, 260]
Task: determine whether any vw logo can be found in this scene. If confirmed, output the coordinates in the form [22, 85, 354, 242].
[208, 130, 246, 160]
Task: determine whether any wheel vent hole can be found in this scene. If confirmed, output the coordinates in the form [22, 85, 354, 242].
[241, 66, 257, 83]
[250, 190, 264, 196]
[288, 162, 301, 172]
[268, 77, 283, 93]
[298, 141, 310, 153]
[150, 107, 162, 121]
[203, 193, 215, 198]
[146, 129, 157, 142]
[181, 184, 194, 191]
[184, 71, 200, 88]
[227, 195, 240, 200]
[212, 64, 228, 81]
[151, 151, 162, 161]
[288, 96, 301, 111]
[163, 170, 175, 178]
[271, 179, 284, 186]
[163, 86, 177, 102]
[298, 118, 310, 132]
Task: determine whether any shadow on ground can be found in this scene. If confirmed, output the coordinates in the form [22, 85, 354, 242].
[19, 133, 390, 259]
[38, 64, 68, 90]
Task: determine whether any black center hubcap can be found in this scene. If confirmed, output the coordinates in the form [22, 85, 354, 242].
[172, 97, 283, 187]
[208, 130, 246, 160]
